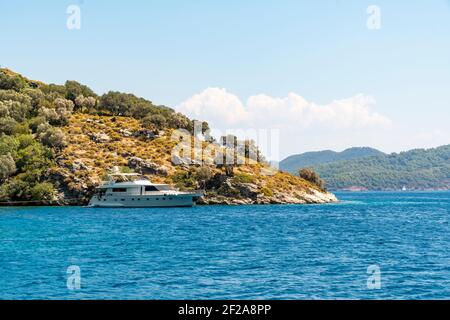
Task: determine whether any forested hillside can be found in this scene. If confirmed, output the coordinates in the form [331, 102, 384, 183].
[280, 147, 385, 173]
[315, 146, 450, 190]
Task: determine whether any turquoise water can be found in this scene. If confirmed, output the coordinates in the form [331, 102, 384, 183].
[1, 191, 449, 300]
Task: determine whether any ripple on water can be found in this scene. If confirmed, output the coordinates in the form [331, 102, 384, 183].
[0, 191, 450, 299]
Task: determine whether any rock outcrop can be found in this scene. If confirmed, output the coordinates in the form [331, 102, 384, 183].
[128, 157, 169, 176]
[89, 132, 111, 143]
[199, 174, 338, 205]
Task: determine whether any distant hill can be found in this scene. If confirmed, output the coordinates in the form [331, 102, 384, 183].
[315, 145, 450, 191]
[280, 147, 385, 173]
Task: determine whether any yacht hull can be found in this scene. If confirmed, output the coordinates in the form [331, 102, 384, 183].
[88, 194, 201, 208]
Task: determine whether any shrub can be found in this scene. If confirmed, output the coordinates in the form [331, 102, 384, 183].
[142, 114, 167, 130]
[0, 100, 32, 122]
[193, 166, 212, 188]
[40, 83, 66, 97]
[28, 116, 48, 133]
[65, 80, 96, 102]
[0, 135, 19, 157]
[38, 107, 59, 125]
[130, 102, 156, 119]
[74, 95, 97, 112]
[99, 91, 161, 119]
[38, 126, 67, 149]
[16, 134, 37, 149]
[54, 98, 74, 125]
[167, 112, 192, 131]
[194, 166, 212, 181]
[0, 154, 16, 181]
[2, 178, 29, 200]
[0, 101, 8, 117]
[15, 143, 53, 173]
[12, 122, 30, 135]
[38, 98, 73, 126]
[171, 170, 196, 189]
[0, 117, 19, 135]
[260, 187, 274, 197]
[29, 182, 55, 201]
[0, 90, 32, 106]
[23, 88, 45, 109]
[233, 173, 255, 184]
[298, 168, 324, 189]
[0, 72, 26, 91]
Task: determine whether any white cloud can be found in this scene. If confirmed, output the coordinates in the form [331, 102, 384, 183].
[177, 88, 393, 160]
[177, 88, 392, 130]
[177, 88, 249, 126]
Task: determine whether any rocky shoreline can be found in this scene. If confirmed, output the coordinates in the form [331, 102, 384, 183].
[47, 174, 338, 207]
[200, 190, 338, 205]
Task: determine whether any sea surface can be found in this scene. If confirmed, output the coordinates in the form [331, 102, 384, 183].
[1, 191, 449, 300]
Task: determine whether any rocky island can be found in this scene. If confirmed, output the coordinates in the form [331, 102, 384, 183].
[0, 69, 337, 206]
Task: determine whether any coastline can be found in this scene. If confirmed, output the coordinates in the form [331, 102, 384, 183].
[0, 190, 338, 207]
[332, 188, 450, 192]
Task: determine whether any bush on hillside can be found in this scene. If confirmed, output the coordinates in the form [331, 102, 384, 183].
[298, 168, 325, 189]
[0, 154, 16, 181]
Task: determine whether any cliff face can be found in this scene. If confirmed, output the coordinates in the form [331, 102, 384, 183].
[51, 114, 337, 205]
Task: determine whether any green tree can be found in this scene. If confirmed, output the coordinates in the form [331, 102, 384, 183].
[0, 72, 26, 91]
[38, 126, 67, 149]
[0, 135, 19, 158]
[15, 143, 53, 173]
[38, 97, 73, 126]
[167, 112, 193, 131]
[194, 166, 212, 189]
[28, 116, 48, 133]
[29, 182, 55, 201]
[298, 168, 325, 189]
[0, 117, 19, 135]
[65, 80, 96, 103]
[0, 100, 31, 122]
[0, 154, 16, 181]
[142, 114, 167, 130]
[23, 88, 45, 109]
[74, 95, 97, 113]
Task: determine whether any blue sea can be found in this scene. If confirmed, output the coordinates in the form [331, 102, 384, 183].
[0, 191, 449, 300]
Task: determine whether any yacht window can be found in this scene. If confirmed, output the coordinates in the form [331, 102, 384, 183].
[145, 186, 159, 192]
[121, 199, 125, 201]
[112, 188, 127, 192]
[169, 197, 173, 200]
[156, 185, 171, 191]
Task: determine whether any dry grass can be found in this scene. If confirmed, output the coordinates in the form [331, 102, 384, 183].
[53, 113, 320, 196]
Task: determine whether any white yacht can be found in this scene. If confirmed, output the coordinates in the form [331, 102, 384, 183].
[88, 173, 203, 208]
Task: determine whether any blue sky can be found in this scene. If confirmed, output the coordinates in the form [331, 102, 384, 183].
[1, 0, 449, 158]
